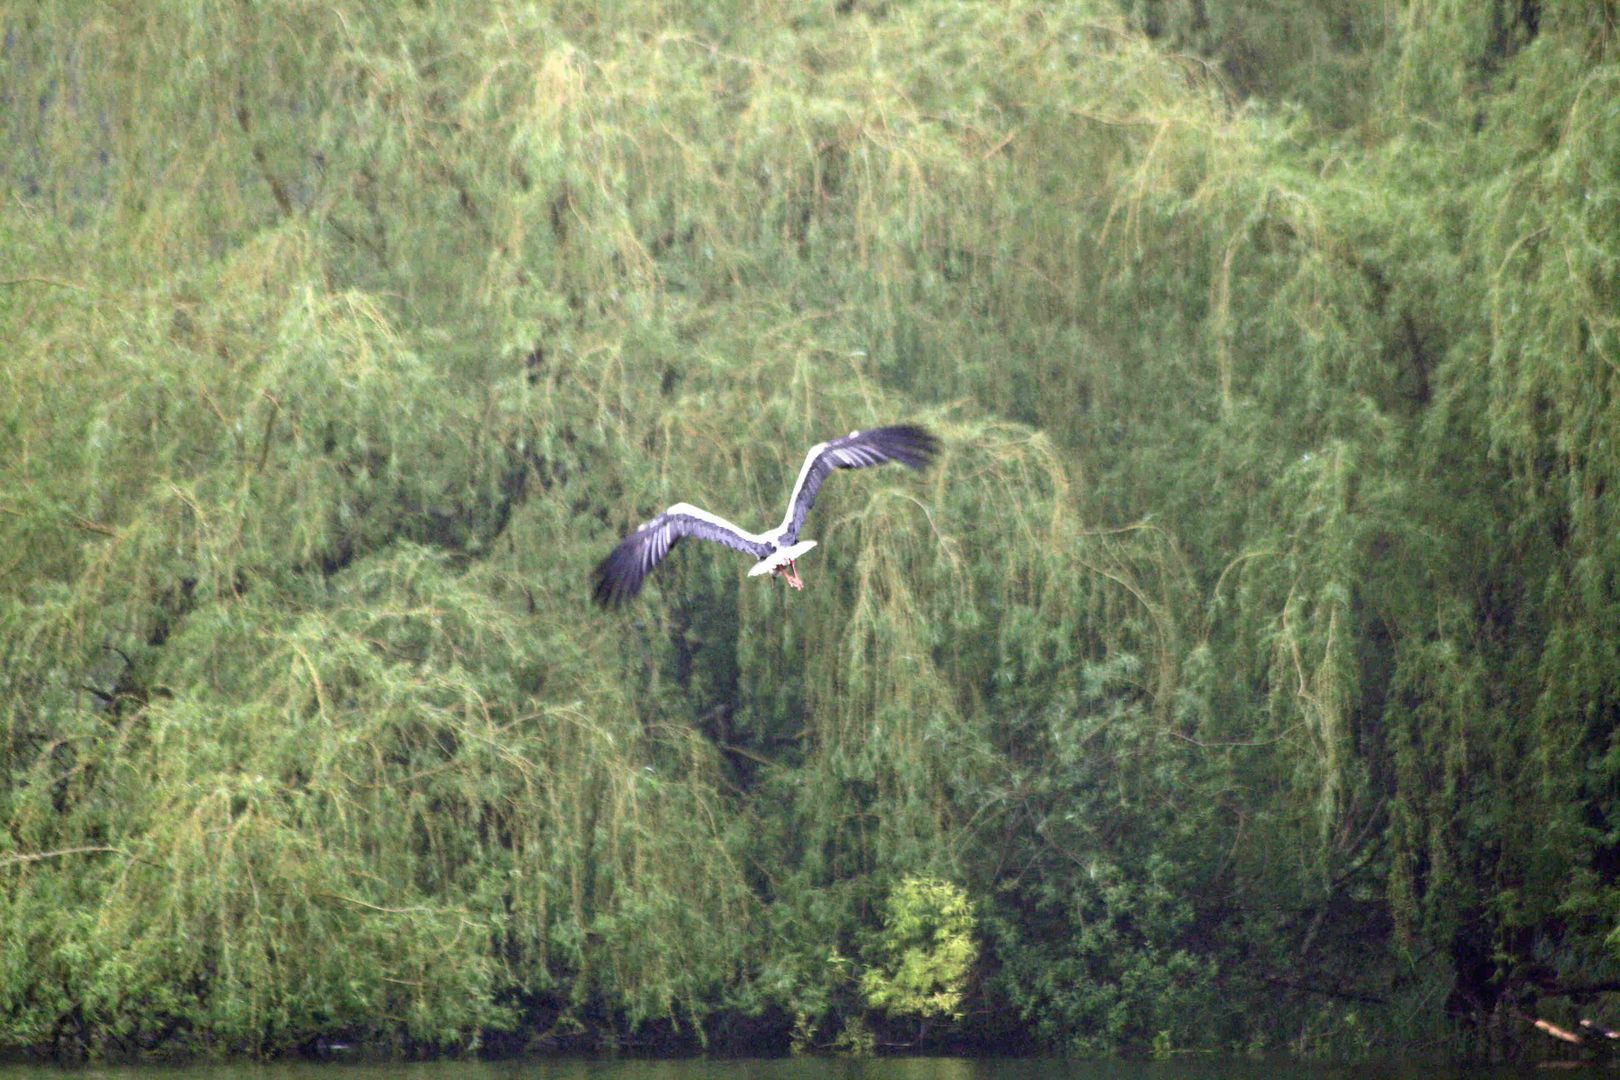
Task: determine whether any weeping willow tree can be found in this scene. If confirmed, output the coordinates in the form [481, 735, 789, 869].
[3, 0, 1619, 1062]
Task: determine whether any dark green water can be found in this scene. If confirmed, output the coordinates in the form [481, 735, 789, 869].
[0, 1059, 1603, 1080]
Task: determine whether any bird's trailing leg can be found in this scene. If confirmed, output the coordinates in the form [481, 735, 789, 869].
[778, 560, 805, 591]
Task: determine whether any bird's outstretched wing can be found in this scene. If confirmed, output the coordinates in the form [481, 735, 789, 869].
[593, 503, 771, 606]
[776, 424, 939, 543]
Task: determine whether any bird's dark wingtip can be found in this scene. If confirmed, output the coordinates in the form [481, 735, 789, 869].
[590, 563, 616, 607]
[591, 543, 643, 607]
[872, 423, 940, 470]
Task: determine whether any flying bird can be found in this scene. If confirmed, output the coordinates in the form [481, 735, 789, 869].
[593, 424, 938, 606]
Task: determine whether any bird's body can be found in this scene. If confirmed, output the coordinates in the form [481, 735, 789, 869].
[592, 424, 937, 605]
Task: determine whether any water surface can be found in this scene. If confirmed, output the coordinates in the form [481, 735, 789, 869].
[0, 1058, 1603, 1080]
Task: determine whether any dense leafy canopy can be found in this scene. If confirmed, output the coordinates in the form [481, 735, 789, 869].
[2, 0, 1618, 1062]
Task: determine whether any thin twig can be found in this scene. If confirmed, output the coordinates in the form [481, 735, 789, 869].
[70, 514, 118, 537]
[0, 845, 123, 868]
[0, 276, 86, 290]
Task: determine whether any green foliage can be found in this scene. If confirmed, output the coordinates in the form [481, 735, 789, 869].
[860, 877, 976, 1020]
[3, 0, 1620, 1062]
